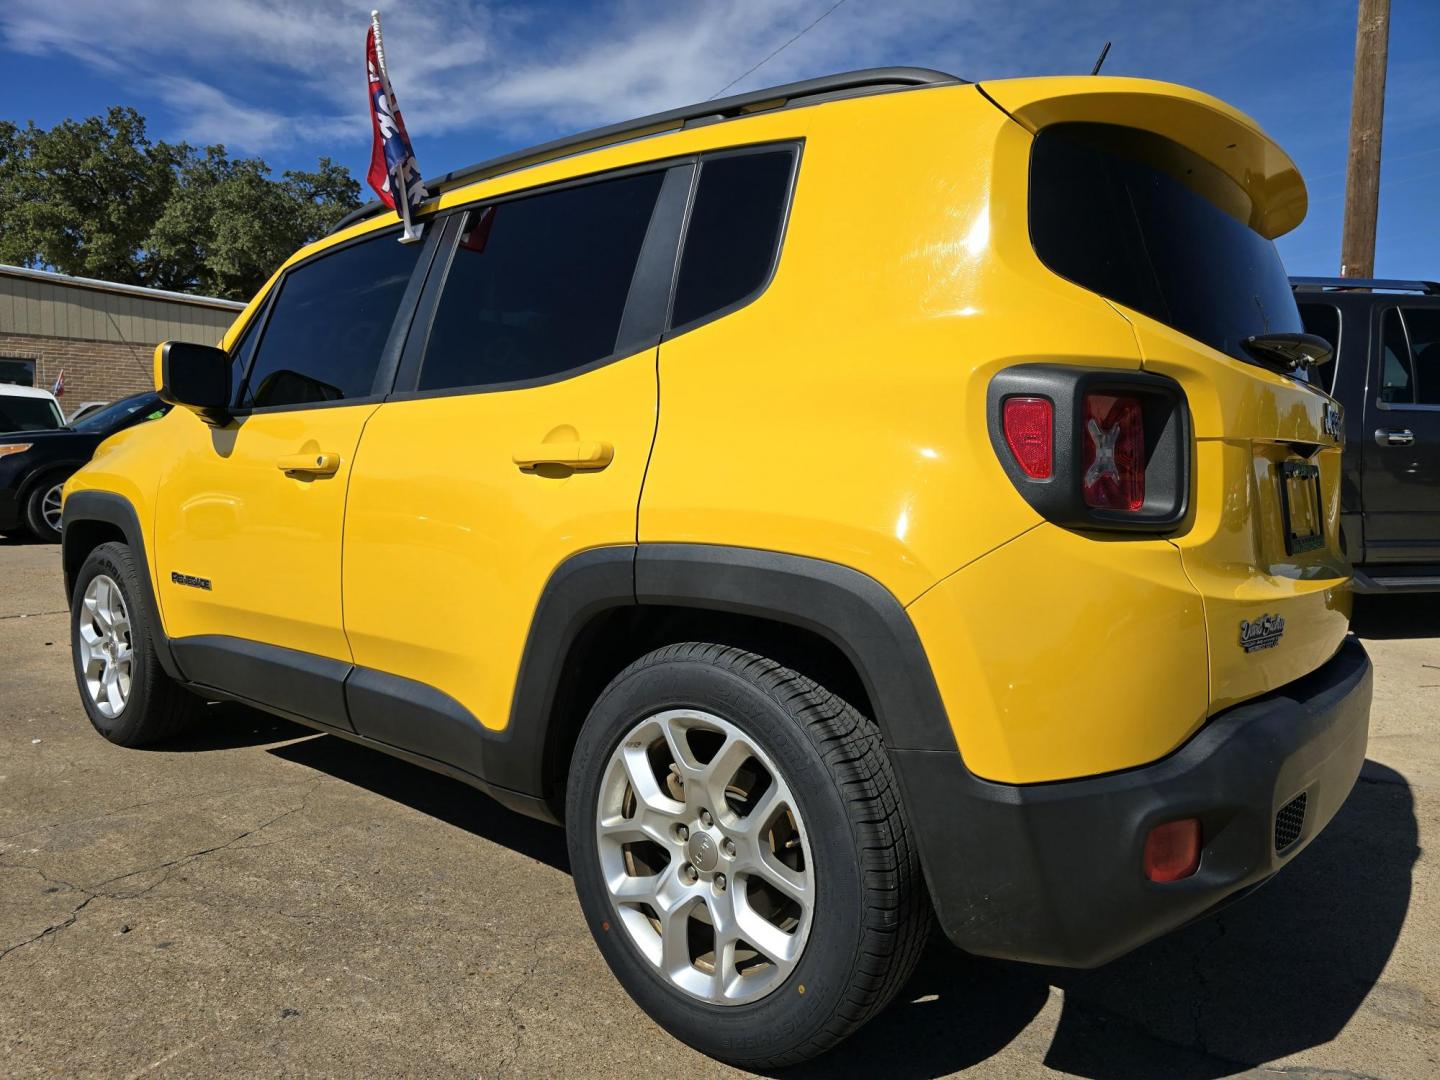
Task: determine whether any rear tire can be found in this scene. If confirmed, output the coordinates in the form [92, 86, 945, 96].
[566, 642, 928, 1069]
[70, 542, 201, 746]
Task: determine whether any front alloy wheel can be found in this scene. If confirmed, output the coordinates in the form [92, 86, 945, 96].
[77, 573, 133, 718]
[596, 708, 814, 1005]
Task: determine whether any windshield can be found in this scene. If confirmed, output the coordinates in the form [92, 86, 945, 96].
[1030, 122, 1304, 378]
[72, 394, 167, 432]
[0, 394, 64, 432]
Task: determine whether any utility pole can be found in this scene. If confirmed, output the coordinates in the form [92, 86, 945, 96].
[1340, 0, 1391, 278]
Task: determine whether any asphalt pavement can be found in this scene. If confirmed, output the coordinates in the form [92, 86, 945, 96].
[1, 535, 1436, 1078]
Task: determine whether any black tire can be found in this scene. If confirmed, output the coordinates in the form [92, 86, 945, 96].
[70, 542, 201, 746]
[567, 642, 928, 1069]
[23, 472, 69, 543]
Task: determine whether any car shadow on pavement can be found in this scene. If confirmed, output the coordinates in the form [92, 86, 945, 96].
[265, 727, 570, 873]
[162, 705, 1417, 1079]
[1352, 594, 1440, 639]
[788, 760, 1417, 1079]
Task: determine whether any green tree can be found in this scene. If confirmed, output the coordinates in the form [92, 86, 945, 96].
[0, 107, 361, 301]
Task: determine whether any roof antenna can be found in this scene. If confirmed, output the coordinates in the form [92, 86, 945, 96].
[1091, 41, 1112, 75]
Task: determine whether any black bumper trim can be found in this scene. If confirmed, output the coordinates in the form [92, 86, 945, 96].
[891, 636, 1372, 968]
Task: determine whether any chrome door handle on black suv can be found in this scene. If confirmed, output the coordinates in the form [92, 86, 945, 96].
[1374, 428, 1416, 447]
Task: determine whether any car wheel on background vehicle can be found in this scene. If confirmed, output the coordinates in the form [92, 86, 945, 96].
[23, 474, 69, 542]
[70, 542, 202, 746]
[566, 642, 928, 1070]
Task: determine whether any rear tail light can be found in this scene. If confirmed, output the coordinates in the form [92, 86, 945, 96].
[987, 365, 1188, 532]
[1143, 818, 1202, 882]
[1082, 393, 1145, 510]
[1002, 397, 1053, 479]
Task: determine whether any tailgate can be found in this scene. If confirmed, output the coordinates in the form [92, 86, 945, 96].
[1138, 320, 1351, 713]
[985, 75, 1351, 714]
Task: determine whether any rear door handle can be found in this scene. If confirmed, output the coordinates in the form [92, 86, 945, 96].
[512, 441, 613, 472]
[1374, 428, 1415, 447]
[277, 452, 341, 475]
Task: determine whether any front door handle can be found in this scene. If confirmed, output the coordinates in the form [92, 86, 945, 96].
[1374, 428, 1415, 447]
[277, 452, 341, 475]
[512, 441, 613, 472]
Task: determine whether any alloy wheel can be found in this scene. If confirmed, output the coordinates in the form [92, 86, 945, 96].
[77, 574, 133, 718]
[41, 483, 64, 534]
[595, 708, 815, 1005]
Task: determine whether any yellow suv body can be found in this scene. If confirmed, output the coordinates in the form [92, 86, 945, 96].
[62, 69, 1371, 1067]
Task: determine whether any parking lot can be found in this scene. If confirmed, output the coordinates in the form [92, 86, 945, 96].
[1, 536, 1436, 1079]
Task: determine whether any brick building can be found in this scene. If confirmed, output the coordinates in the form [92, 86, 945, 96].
[0, 264, 244, 412]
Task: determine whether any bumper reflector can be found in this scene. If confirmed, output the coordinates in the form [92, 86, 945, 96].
[1143, 818, 1202, 882]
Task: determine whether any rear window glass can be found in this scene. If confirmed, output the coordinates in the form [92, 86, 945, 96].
[419, 170, 664, 392]
[1298, 303, 1341, 393]
[1380, 306, 1440, 407]
[0, 396, 62, 432]
[1030, 123, 1302, 371]
[670, 149, 795, 330]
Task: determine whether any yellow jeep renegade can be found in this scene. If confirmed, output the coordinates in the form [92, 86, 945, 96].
[62, 68, 1371, 1067]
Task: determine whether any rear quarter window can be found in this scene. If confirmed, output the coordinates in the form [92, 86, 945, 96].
[1030, 123, 1302, 370]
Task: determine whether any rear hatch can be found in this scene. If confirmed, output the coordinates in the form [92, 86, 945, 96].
[986, 77, 1351, 713]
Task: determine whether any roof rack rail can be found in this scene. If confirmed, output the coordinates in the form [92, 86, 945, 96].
[1290, 276, 1440, 295]
[329, 66, 963, 235]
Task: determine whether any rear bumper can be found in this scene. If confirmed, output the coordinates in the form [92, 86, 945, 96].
[891, 635, 1372, 968]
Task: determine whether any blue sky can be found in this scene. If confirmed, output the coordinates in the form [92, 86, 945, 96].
[2, 1, 1437, 278]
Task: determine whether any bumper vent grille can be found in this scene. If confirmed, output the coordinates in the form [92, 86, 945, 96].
[1275, 792, 1307, 853]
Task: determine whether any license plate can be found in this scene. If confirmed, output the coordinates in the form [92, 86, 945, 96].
[1278, 460, 1324, 555]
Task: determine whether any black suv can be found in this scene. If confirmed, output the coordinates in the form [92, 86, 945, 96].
[0, 392, 168, 542]
[1294, 276, 1440, 592]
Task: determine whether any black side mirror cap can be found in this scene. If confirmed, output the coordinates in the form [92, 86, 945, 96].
[155, 341, 231, 424]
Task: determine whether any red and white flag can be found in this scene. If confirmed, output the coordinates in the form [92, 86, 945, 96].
[366, 10, 427, 237]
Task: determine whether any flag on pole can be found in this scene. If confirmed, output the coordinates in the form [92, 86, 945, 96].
[51, 370, 64, 397]
[366, 10, 427, 241]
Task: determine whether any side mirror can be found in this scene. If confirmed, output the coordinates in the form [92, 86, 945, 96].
[155, 341, 231, 424]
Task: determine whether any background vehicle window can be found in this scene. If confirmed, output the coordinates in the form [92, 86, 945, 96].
[240, 232, 420, 409]
[670, 150, 795, 330]
[419, 171, 665, 392]
[1401, 308, 1440, 406]
[72, 393, 168, 432]
[0, 396, 63, 431]
[1298, 302, 1342, 393]
[1379, 308, 1413, 404]
[1031, 123, 1303, 370]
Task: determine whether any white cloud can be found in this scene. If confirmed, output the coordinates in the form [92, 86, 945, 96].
[1, 0, 1320, 157]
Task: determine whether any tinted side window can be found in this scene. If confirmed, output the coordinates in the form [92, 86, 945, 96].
[419, 171, 665, 392]
[1402, 307, 1440, 406]
[1298, 302, 1341, 393]
[670, 150, 795, 330]
[241, 232, 420, 409]
[1379, 308, 1413, 404]
[1031, 124, 1302, 369]
[227, 314, 262, 406]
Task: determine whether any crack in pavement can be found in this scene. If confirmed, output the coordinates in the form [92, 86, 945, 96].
[0, 608, 66, 621]
[492, 936, 546, 1080]
[0, 779, 319, 843]
[0, 778, 328, 964]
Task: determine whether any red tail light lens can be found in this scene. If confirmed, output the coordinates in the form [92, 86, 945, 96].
[1143, 818, 1202, 882]
[1082, 393, 1145, 510]
[1002, 396, 1054, 479]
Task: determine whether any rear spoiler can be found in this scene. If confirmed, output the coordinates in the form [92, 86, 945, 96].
[977, 76, 1307, 239]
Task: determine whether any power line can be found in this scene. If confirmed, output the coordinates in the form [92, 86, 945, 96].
[709, 0, 851, 101]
